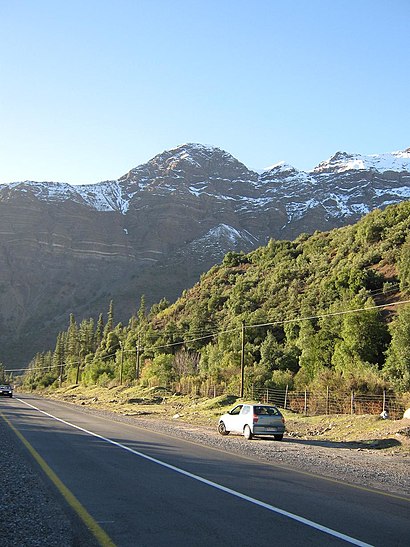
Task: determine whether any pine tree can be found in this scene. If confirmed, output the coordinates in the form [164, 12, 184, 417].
[103, 300, 114, 338]
[53, 333, 65, 371]
[95, 313, 104, 347]
[66, 313, 79, 359]
[79, 318, 95, 356]
[138, 295, 146, 323]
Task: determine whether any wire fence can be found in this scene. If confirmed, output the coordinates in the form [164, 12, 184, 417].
[172, 380, 406, 419]
[244, 386, 405, 420]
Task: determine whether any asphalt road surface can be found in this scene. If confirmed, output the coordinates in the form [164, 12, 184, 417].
[1, 394, 409, 547]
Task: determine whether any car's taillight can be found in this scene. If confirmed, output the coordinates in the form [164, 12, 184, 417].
[281, 417, 285, 424]
[253, 414, 259, 423]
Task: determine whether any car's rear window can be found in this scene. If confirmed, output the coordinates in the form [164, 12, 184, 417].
[254, 406, 280, 416]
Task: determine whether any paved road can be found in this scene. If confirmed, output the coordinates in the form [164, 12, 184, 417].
[1, 394, 409, 546]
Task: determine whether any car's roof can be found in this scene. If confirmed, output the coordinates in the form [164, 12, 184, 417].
[231, 403, 279, 408]
[243, 403, 278, 407]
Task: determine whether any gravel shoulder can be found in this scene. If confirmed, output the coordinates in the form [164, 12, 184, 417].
[0, 414, 73, 547]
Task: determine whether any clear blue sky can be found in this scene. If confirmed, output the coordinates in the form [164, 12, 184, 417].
[1, 0, 409, 185]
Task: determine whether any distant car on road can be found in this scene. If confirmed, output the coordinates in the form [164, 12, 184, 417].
[218, 403, 285, 440]
[0, 385, 13, 398]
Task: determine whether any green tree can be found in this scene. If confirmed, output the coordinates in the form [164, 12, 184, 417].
[294, 321, 328, 386]
[80, 319, 96, 354]
[398, 236, 410, 293]
[384, 305, 410, 391]
[138, 295, 147, 322]
[66, 313, 78, 358]
[103, 300, 114, 338]
[0, 362, 9, 383]
[140, 354, 175, 386]
[260, 332, 298, 373]
[100, 331, 120, 359]
[332, 297, 388, 373]
[95, 313, 104, 348]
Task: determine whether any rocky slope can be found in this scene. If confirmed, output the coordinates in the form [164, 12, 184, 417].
[1, 144, 409, 369]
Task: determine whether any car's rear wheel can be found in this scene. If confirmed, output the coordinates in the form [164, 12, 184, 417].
[274, 434, 283, 441]
[218, 421, 229, 435]
[243, 425, 253, 440]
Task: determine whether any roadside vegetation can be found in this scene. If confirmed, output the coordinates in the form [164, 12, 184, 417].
[20, 202, 410, 408]
[0, 363, 11, 384]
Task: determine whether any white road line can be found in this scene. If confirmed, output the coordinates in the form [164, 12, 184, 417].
[17, 397, 373, 547]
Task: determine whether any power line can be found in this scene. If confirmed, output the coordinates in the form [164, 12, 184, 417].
[8, 297, 410, 375]
[247, 298, 410, 330]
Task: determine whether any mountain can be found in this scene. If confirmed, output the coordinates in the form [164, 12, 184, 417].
[23, 201, 410, 395]
[1, 144, 409, 369]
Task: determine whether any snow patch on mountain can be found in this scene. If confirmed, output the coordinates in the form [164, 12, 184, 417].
[186, 223, 258, 259]
[79, 181, 129, 213]
[313, 149, 410, 174]
[285, 199, 320, 222]
[263, 161, 296, 173]
[207, 224, 257, 245]
[5, 180, 79, 200]
[2, 180, 129, 213]
[374, 186, 410, 199]
[259, 163, 316, 190]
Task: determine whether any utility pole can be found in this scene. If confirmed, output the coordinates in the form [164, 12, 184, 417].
[136, 334, 141, 380]
[76, 355, 81, 385]
[59, 356, 63, 388]
[240, 321, 245, 398]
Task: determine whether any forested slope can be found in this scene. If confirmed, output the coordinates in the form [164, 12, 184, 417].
[23, 201, 410, 394]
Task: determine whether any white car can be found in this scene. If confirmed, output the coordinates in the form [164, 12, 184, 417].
[218, 403, 285, 440]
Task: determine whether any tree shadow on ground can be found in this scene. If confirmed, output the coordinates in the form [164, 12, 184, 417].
[256, 436, 402, 450]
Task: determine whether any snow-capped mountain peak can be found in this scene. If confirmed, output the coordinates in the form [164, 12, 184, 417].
[262, 161, 298, 174]
[312, 148, 410, 174]
[131, 143, 243, 175]
[1, 144, 409, 223]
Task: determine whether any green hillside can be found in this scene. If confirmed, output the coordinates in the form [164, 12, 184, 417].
[23, 201, 410, 394]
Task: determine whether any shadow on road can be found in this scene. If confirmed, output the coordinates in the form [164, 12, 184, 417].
[256, 435, 402, 450]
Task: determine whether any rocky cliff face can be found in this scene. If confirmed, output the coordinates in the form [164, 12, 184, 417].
[1, 144, 409, 368]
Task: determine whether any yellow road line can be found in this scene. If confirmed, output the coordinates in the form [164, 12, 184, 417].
[0, 410, 116, 547]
